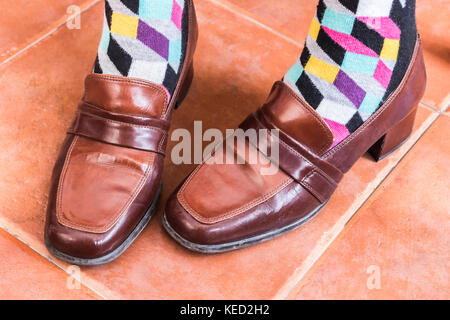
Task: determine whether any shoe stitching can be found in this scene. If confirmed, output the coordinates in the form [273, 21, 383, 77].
[56, 136, 155, 233]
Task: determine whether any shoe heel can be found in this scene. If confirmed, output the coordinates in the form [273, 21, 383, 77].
[368, 107, 418, 162]
[174, 62, 194, 110]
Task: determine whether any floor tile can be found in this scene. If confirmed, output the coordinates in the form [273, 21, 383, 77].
[293, 116, 449, 300]
[416, 0, 450, 110]
[0, 0, 442, 299]
[213, 0, 315, 42]
[0, 1, 103, 252]
[0, 0, 98, 64]
[0, 229, 99, 299]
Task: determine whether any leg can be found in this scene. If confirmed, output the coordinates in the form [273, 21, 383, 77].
[283, 0, 417, 147]
[94, 0, 187, 97]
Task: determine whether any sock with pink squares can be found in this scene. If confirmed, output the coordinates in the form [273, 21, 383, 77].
[94, 0, 187, 97]
[283, 0, 417, 147]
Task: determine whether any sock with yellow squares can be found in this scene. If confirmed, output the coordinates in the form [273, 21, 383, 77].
[94, 0, 187, 97]
[283, 0, 417, 147]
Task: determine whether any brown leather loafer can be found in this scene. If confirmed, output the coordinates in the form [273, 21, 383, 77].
[45, 0, 198, 265]
[163, 36, 426, 254]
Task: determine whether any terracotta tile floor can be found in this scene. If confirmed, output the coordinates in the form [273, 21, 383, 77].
[0, 0, 448, 299]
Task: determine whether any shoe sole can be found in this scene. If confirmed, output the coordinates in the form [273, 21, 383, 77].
[162, 135, 410, 255]
[162, 200, 327, 254]
[45, 185, 162, 266]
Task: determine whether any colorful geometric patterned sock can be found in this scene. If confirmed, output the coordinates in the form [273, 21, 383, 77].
[283, 0, 417, 147]
[94, 0, 187, 98]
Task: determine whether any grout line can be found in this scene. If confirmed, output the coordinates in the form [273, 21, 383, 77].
[0, 223, 107, 300]
[419, 101, 442, 114]
[0, 28, 62, 68]
[0, 0, 101, 68]
[438, 93, 450, 112]
[344, 112, 442, 228]
[207, 0, 303, 48]
[276, 108, 440, 300]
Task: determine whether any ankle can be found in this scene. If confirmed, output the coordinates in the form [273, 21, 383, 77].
[283, 0, 417, 146]
[94, 0, 188, 96]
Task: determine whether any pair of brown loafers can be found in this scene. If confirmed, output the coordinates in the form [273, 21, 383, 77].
[44, 0, 426, 265]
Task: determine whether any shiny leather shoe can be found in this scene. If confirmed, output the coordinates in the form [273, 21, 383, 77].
[45, 0, 198, 265]
[163, 36, 426, 254]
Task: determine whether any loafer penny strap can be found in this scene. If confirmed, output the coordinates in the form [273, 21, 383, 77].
[240, 110, 343, 203]
[68, 103, 170, 155]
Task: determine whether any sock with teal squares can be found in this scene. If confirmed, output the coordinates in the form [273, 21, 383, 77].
[283, 0, 417, 147]
[94, 0, 187, 97]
